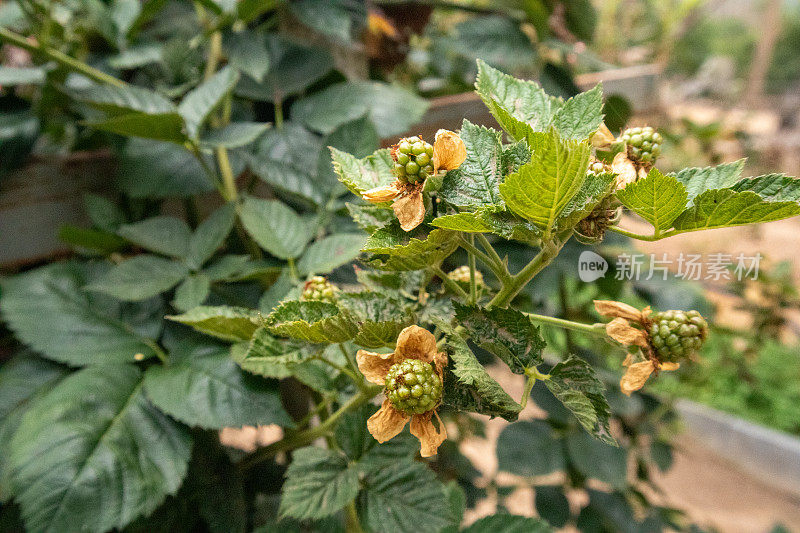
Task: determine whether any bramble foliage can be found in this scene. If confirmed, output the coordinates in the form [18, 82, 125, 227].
[1, 3, 800, 530]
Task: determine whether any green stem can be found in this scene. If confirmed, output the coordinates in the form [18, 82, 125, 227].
[274, 94, 284, 129]
[524, 312, 607, 336]
[429, 265, 469, 300]
[216, 146, 238, 202]
[519, 374, 536, 410]
[317, 354, 362, 386]
[476, 233, 509, 279]
[607, 226, 673, 242]
[345, 501, 364, 533]
[488, 240, 563, 308]
[457, 236, 508, 282]
[287, 257, 299, 282]
[238, 387, 381, 470]
[0, 27, 126, 87]
[468, 235, 477, 304]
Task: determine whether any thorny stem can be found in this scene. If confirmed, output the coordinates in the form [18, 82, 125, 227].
[429, 265, 469, 300]
[0, 28, 127, 87]
[238, 386, 381, 470]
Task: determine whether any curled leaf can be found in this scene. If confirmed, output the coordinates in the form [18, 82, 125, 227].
[367, 399, 409, 442]
[590, 123, 615, 148]
[392, 191, 425, 231]
[594, 300, 643, 322]
[356, 349, 397, 385]
[363, 183, 401, 204]
[432, 129, 467, 174]
[410, 411, 447, 457]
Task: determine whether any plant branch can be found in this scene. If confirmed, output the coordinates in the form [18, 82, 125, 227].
[429, 265, 469, 300]
[475, 233, 510, 280]
[238, 386, 381, 470]
[524, 312, 607, 336]
[457, 236, 508, 282]
[468, 235, 477, 304]
[488, 239, 564, 308]
[0, 28, 126, 87]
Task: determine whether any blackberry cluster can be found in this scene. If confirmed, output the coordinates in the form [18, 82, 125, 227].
[301, 276, 336, 303]
[447, 265, 484, 286]
[393, 136, 434, 184]
[620, 126, 662, 163]
[385, 358, 442, 415]
[648, 310, 708, 362]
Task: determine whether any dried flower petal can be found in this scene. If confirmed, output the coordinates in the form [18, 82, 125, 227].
[367, 400, 409, 442]
[363, 183, 401, 204]
[611, 152, 638, 190]
[660, 362, 680, 371]
[620, 360, 656, 395]
[395, 325, 438, 364]
[356, 349, 397, 385]
[594, 300, 644, 322]
[410, 412, 447, 457]
[393, 191, 425, 231]
[590, 123, 615, 148]
[606, 317, 649, 347]
[432, 129, 467, 174]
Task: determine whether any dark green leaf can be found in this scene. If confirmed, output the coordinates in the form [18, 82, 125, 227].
[117, 138, 214, 198]
[84, 193, 125, 232]
[363, 224, 459, 271]
[297, 233, 366, 276]
[289, 0, 363, 42]
[85, 255, 189, 301]
[279, 447, 359, 519]
[731, 173, 800, 201]
[331, 146, 395, 196]
[441, 333, 521, 421]
[178, 66, 239, 138]
[454, 304, 545, 373]
[443, 15, 536, 71]
[566, 431, 628, 489]
[58, 225, 127, 254]
[200, 121, 270, 148]
[346, 203, 394, 233]
[544, 355, 615, 445]
[225, 30, 270, 82]
[88, 111, 187, 143]
[171, 274, 211, 311]
[337, 291, 415, 349]
[7, 365, 192, 533]
[68, 82, 176, 115]
[188, 203, 236, 268]
[166, 305, 262, 342]
[143, 339, 291, 428]
[1, 262, 162, 365]
[497, 420, 564, 476]
[239, 197, 312, 259]
[117, 215, 192, 258]
[463, 514, 553, 532]
[535, 485, 570, 528]
[439, 120, 504, 208]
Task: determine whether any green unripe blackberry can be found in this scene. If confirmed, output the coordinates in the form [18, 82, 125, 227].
[619, 126, 661, 164]
[392, 136, 434, 184]
[301, 276, 337, 303]
[385, 358, 442, 415]
[587, 161, 607, 175]
[648, 310, 708, 362]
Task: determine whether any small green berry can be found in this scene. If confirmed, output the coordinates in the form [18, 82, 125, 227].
[301, 276, 337, 303]
[385, 359, 442, 415]
[648, 310, 708, 362]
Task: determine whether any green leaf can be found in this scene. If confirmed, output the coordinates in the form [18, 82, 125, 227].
[84, 193, 125, 232]
[672, 189, 800, 232]
[179, 66, 239, 138]
[323, 114, 380, 159]
[499, 130, 590, 234]
[297, 233, 366, 275]
[267, 300, 357, 343]
[551, 84, 604, 141]
[346, 203, 394, 233]
[502, 139, 531, 174]
[107, 44, 163, 69]
[171, 274, 211, 311]
[234, 35, 334, 102]
[279, 446, 359, 520]
[566, 431, 628, 490]
[68, 83, 176, 115]
[544, 355, 615, 445]
[166, 305, 262, 342]
[200, 121, 270, 148]
[58, 225, 127, 254]
[443, 15, 536, 72]
[331, 147, 395, 196]
[224, 30, 270, 82]
[364, 225, 460, 271]
[239, 197, 311, 259]
[249, 123, 327, 205]
[0, 354, 68, 500]
[85, 255, 189, 301]
[117, 138, 214, 198]
[433, 208, 542, 244]
[117, 215, 192, 258]
[430, 212, 492, 233]
[439, 120, 504, 208]
[0, 66, 46, 86]
[475, 59, 558, 140]
[358, 459, 450, 533]
[463, 514, 553, 533]
[555, 171, 615, 232]
[0, 262, 162, 365]
[292, 81, 428, 138]
[616, 168, 688, 231]
[337, 292, 416, 349]
[535, 485, 569, 528]
[670, 159, 746, 203]
[7, 365, 191, 533]
[454, 304, 545, 374]
[496, 420, 564, 476]
[87, 111, 187, 143]
[188, 204, 236, 268]
[232, 327, 313, 378]
[731, 173, 800, 201]
[441, 333, 522, 421]
[143, 339, 291, 429]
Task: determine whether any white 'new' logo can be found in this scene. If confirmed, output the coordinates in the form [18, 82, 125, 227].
[578, 250, 608, 282]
